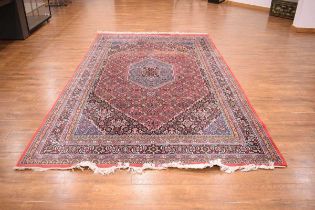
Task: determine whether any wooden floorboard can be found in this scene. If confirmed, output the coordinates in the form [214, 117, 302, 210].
[0, 0, 315, 209]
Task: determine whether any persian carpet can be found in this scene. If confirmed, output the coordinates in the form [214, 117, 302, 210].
[16, 32, 287, 173]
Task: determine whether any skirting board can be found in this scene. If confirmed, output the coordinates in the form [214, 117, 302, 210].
[292, 25, 315, 33]
[225, 0, 270, 12]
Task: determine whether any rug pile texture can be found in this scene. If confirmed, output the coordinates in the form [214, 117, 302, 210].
[16, 32, 286, 174]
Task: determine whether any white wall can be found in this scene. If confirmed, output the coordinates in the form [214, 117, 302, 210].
[293, 0, 315, 28]
[229, 0, 272, 8]
[229, 0, 315, 29]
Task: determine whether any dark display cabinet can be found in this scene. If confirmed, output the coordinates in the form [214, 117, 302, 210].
[0, 0, 51, 39]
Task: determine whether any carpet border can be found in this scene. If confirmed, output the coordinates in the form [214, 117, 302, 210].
[15, 32, 287, 172]
[15, 33, 102, 168]
[206, 35, 287, 167]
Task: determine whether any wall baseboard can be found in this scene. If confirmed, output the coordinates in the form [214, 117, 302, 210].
[225, 0, 270, 12]
[292, 25, 315, 33]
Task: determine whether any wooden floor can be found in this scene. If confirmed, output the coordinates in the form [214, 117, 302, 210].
[1, 0, 315, 209]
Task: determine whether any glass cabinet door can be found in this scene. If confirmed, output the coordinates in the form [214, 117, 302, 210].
[23, 0, 51, 31]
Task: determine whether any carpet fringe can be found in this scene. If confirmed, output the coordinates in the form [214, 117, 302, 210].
[96, 31, 208, 35]
[14, 160, 279, 175]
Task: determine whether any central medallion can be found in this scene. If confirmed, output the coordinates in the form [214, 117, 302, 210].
[93, 50, 209, 130]
[128, 58, 174, 89]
